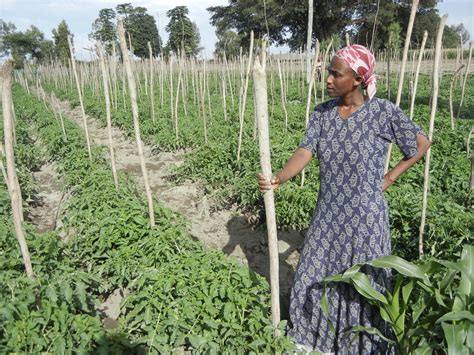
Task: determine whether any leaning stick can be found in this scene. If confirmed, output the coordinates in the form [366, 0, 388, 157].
[449, 64, 465, 129]
[419, 14, 448, 259]
[409, 31, 428, 120]
[67, 35, 92, 159]
[1, 62, 34, 278]
[237, 31, 254, 161]
[97, 43, 119, 190]
[301, 40, 321, 187]
[117, 17, 155, 227]
[148, 42, 155, 122]
[385, 0, 419, 174]
[277, 59, 288, 130]
[320, 38, 333, 102]
[253, 42, 280, 336]
[457, 41, 473, 119]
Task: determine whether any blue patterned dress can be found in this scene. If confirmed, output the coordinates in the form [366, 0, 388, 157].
[288, 97, 426, 353]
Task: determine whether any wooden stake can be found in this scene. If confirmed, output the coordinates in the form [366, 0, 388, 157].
[457, 41, 473, 119]
[449, 64, 465, 129]
[301, 40, 321, 187]
[409, 31, 428, 120]
[67, 35, 92, 159]
[97, 43, 119, 190]
[253, 42, 280, 336]
[1, 62, 34, 278]
[419, 14, 448, 259]
[306, 0, 314, 84]
[385, 0, 420, 174]
[117, 17, 155, 227]
[237, 31, 254, 161]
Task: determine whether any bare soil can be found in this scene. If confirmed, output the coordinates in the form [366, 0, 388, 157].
[42, 91, 305, 320]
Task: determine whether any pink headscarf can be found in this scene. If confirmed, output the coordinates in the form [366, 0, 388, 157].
[335, 44, 377, 99]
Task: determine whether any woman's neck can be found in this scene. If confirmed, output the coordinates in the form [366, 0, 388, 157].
[339, 90, 366, 108]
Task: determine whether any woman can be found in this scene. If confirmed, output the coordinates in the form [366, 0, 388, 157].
[257, 45, 431, 353]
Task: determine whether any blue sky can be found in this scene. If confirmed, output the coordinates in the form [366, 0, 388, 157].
[1, 0, 472, 60]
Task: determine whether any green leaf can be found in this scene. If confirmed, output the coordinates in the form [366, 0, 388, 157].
[46, 285, 58, 304]
[347, 325, 395, 345]
[188, 334, 207, 349]
[441, 322, 468, 355]
[458, 245, 473, 297]
[349, 272, 388, 305]
[436, 311, 474, 324]
[368, 256, 429, 284]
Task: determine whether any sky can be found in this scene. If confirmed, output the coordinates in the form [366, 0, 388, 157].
[0, 0, 473, 60]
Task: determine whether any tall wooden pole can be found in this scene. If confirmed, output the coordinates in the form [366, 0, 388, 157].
[409, 31, 428, 120]
[253, 43, 280, 336]
[237, 31, 254, 161]
[148, 42, 155, 122]
[306, 0, 314, 84]
[384, 0, 419, 173]
[419, 14, 448, 258]
[67, 35, 92, 159]
[96, 43, 119, 190]
[1, 62, 34, 278]
[457, 41, 473, 118]
[117, 17, 155, 227]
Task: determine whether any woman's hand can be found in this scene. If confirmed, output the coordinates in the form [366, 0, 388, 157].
[257, 173, 281, 192]
[382, 175, 393, 192]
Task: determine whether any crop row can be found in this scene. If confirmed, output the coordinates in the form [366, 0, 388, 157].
[39, 71, 474, 262]
[1, 84, 293, 353]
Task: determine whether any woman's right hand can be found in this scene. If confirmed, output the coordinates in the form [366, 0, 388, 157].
[256, 173, 281, 193]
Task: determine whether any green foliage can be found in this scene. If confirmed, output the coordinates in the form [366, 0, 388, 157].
[208, 0, 359, 51]
[89, 8, 117, 54]
[0, 24, 53, 68]
[165, 6, 201, 57]
[2, 84, 294, 353]
[52, 20, 72, 65]
[321, 245, 474, 353]
[214, 28, 241, 60]
[116, 4, 162, 58]
[388, 22, 402, 51]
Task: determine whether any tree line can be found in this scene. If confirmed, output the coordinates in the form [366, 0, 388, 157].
[0, 0, 471, 67]
[0, 3, 201, 68]
[210, 0, 470, 58]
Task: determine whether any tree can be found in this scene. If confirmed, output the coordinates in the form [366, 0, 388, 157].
[0, 23, 53, 67]
[0, 20, 16, 56]
[208, 0, 358, 52]
[115, 4, 162, 58]
[52, 20, 72, 65]
[214, 28, 241, 59]
[90, 8, 117, 54]
[166, 6, 201, 57]
[442, 23, 470, 48]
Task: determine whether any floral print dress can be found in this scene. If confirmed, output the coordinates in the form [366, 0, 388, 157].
[288, 97, 426, 354]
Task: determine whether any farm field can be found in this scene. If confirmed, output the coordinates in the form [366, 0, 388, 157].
[1, 2, 473, 353]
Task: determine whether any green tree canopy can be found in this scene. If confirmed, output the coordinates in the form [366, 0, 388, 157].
[165, 6, 201, 57]
[115, 3, 162, 58]
[214, 28, 241, 59]
[208, 0, 470, 52]
[52, 20, 72, 65]
[208, 0, 358, 52]
[0, 21, 53, 68]
[89, 8, 117, 54]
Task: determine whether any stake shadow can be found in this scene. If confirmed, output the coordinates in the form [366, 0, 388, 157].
[222, 216, 305, 321]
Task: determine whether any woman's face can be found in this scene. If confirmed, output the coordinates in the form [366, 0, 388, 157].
[326, 57, 362, 98]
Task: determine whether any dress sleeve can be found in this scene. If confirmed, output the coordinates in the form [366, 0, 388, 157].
[386, 103, 427, 160]
[299, 109, 322, 155]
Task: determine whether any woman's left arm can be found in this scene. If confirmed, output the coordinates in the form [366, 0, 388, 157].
[383, 133, 431, 192]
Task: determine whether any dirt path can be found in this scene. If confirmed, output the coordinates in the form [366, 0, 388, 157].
[28, 135, 65, 234]
[44, 91, 305, 317]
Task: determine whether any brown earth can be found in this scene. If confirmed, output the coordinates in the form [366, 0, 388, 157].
[36, 89, 305, 320]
